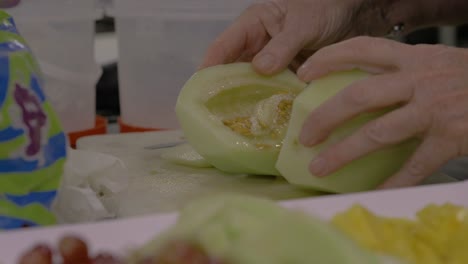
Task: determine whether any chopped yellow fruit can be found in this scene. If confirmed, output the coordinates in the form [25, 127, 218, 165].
[332, 203, 468, 264]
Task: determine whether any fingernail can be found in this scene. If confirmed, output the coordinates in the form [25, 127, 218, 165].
[309, 157, 328, 177]
[297, 63, 310, 80]
[254, 53, 276, 73]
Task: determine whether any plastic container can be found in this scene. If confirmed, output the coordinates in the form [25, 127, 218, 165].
[6, 0, 103, 134]
[111, 0, 254, 130]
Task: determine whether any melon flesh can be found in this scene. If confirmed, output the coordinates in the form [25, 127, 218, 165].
[176, 63, 306, 176]
[276, 70, 419, 193]
[161, 143, 213, 168]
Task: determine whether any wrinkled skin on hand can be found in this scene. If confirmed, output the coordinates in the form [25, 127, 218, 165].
[297, 36, 468, 188]
[200, 0, 389, 75]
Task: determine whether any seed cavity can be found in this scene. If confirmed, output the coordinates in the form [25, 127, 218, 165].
[222, 92, 294, 145]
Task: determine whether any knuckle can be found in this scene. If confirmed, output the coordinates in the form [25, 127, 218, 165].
[412, 73, 432, 94]
[348, 36, 373, 46]
[409, 105, 430, 132]
[406, 159, 427, 177]
[432, 43, 449, 50]
[345, 37, 368, 54]
[450, 127, 468, 155]
[432, 44, 454, 55]
[440, 116, 468, 140]
[461, 135, 468, 155]
[434, 99, 453, 116]
[417, 43, 448, 53]
[246, 3, 264, 13]
[428, 96, 468, 150]
[431, 99, 452, 126]
[416, 43, 449, 55]
[323, 37, 367, 59]
[346, 36, 384, 54]
[364, 120, 388, 145]
[429, 110, 465, 144]
[255, 0, 287, 22]
[314, 45, 332, 59]
[412, 70, 457, 99]
[403, 72, 421, 98]
[264, 0, 287, 16]
[408, 44, 451, 70]
[452, 120, 468, 137]
[342, 83, 370, 106]
[429, 45, 459, 68]
[368, 36, 391, 49]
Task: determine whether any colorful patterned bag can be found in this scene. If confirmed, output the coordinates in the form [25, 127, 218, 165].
[0, 10, 67, 229]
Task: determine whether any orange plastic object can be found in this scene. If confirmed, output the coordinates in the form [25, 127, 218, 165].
[68, 115, 108, 148]
[118, 117, 169, 133]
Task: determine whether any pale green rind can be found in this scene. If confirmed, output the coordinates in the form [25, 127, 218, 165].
[276, 70, 419, 193]
[129, 194, 380, 264]
[176, 63, 306, 176]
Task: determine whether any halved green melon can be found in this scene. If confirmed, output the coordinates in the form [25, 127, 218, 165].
[276, 70, 419, 193]
[176, 63, 306, 176]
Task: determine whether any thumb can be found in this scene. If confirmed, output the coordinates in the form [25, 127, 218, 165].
[252, 31, 305, 75]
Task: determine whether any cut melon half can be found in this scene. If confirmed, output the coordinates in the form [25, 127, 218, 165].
[276, 70, 420, 193]
[176, 63, 306, 176]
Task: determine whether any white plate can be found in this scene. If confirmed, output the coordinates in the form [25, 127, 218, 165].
[1, 180, 467, 263]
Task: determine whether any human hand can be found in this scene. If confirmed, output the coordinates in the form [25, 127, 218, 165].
[199, 0, 391, 75]
[297, 36, 468, 189]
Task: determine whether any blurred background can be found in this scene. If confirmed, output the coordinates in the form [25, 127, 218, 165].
[4, 0, 468, 140]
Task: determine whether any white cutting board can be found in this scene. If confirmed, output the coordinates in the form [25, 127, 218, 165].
[74, 130, 321, 218]
[74, 130, 458, 217]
